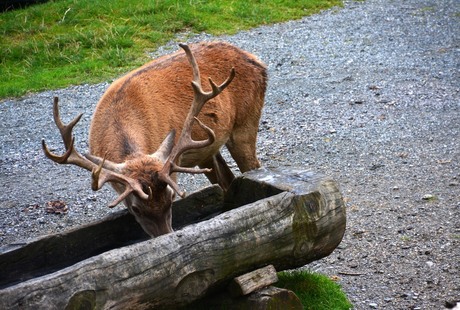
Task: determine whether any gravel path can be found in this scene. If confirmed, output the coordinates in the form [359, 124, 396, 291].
[1, 0, 459, 308]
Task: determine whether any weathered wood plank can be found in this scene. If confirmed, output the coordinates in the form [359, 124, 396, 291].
[0, 168, 346, 309]
[227, 265, 278, 297]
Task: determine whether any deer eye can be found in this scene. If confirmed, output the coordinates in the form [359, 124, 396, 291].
[141, 184, 153, 199]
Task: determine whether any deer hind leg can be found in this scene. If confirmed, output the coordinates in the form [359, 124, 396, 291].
[226, 127, 261, 173]
[199, 152, 235, 191]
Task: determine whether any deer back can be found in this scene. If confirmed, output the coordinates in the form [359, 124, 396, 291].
[88, 42, 267, 166]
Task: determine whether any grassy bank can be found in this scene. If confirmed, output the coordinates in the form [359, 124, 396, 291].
[276, 270, 353, 309]
[0, 0, 341, 99]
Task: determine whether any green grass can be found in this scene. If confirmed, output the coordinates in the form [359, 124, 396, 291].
[0, 0, 342, 99]
[275, 270, 352, 309]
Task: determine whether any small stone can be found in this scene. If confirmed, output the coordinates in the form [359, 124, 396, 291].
[87, 195, 97, 201]
[369, 302, 378, 308]
[426, 261, 434, 267]
[422, 194, 435, 201]
[401, 292, 410, 298]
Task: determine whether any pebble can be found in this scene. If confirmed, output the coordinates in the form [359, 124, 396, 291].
[369, 303, 378, 308]
[422, 194, 435, 200]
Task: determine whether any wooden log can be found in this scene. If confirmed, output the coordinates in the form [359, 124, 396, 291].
[0, 167, 346, 309]
[224, 167, 347, 269]
[0, 185, 224, 289]
[227, 265, 278, 297]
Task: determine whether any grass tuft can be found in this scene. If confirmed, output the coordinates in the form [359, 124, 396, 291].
[275, 270, 352, 309]
[1, 0, 342, 99]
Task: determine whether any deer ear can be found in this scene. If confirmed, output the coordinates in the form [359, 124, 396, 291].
[151, 130, 176, 162]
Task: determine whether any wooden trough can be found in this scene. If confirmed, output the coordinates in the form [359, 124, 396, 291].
[0, 167, 346, 309]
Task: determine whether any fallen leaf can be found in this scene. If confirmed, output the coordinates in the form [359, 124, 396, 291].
[46, 200, 68, 214]
[330, 275, 341, 281]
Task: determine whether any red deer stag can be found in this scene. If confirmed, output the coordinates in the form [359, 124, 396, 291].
[42, 42, 267, 237]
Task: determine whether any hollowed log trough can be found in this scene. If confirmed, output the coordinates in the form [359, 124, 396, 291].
[0, 167, 346, 309]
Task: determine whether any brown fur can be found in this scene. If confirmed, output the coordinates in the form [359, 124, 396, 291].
[88, 42, 267, 237]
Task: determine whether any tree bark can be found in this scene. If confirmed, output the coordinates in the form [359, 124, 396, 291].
[0, 167, 346, 309]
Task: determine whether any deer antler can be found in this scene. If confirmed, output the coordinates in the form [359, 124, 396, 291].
[91, 154, 149, 207]
[42, 97, 99, 171]
[158, 43, 235, 197]
[42, 97, 149, 207]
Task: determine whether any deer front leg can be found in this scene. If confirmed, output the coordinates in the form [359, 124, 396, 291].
[199, 152, 235, 192]
[226, 133, 261, 173]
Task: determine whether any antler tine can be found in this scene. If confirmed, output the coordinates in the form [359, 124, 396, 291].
[52, 96, 82, 150]
[179, 43, 201, 87]
[158, 44, 235, 197]
[42, 97, 96, 172]
[179, 43, 236, 116]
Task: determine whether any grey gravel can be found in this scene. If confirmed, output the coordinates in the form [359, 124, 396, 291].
[1, 0, 459, 308]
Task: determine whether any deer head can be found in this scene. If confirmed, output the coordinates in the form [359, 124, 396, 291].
[42, 44, 235, 237]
